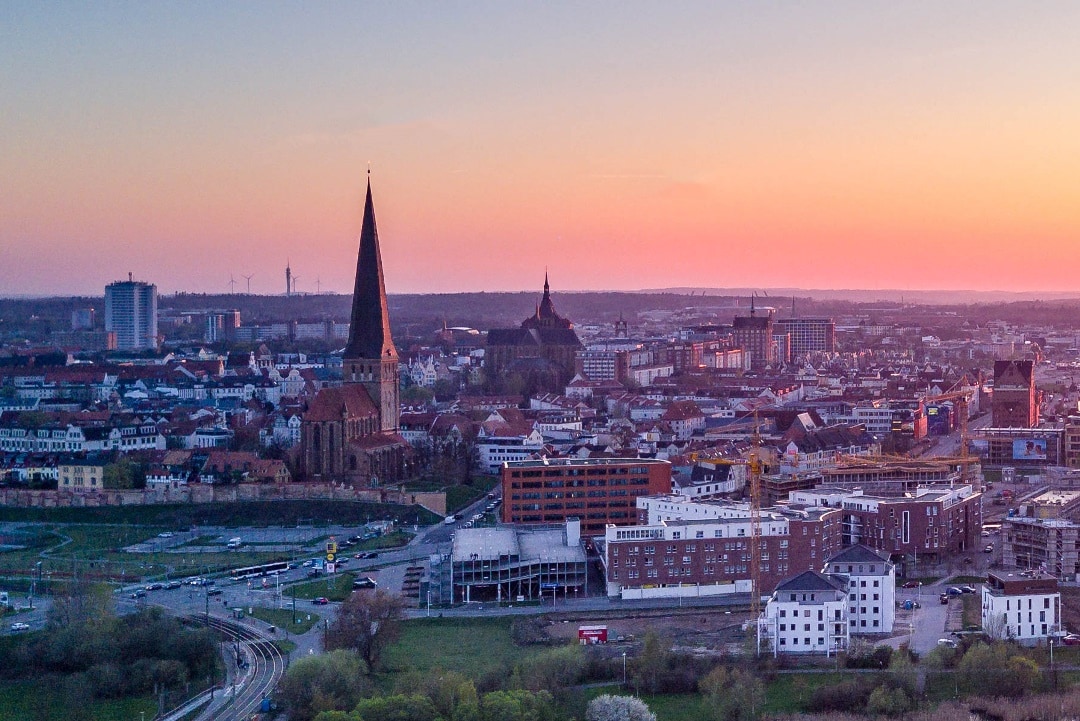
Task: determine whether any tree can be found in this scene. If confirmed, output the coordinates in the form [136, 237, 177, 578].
[278, 650, 369, 721]
[865, 684, 913, 716]
[478, 689, 556, 721]
[586, 694, 656, 721]
[510, 644, 585, 693]
[325, 590, 405, 672]
[699, 665, 764, 721]
[631, 632, 671, 694]
[956, 641, 1040, 698]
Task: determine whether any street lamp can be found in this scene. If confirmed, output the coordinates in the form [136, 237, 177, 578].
[622, 652, 627, 687]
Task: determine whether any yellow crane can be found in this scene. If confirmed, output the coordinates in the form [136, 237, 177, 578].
[748, 413, 764, 653]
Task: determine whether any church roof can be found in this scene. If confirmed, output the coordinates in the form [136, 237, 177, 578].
[303, 384, 378, 422]
[344, 178, 398, 362]
[520, 273, 573, 331]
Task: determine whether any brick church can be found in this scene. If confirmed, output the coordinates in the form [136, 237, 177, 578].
[300, 178, 409, 485]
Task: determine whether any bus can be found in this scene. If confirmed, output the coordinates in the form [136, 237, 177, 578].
[229, 561, 290, 580]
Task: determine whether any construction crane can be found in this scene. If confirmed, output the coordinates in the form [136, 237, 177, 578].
[748, 412, 764, 654]
[923, 390, 972, 485]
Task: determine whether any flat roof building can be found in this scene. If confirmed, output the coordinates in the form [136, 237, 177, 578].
[501, 457, 672, 533]
[451, 518, 587, 604]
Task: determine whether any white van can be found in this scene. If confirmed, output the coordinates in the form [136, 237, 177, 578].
[226, 537, 243, 549]
[444, 515, 456, 525]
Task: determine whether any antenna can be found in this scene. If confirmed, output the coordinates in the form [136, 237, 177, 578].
[315, 277, 322, 295]
[243, 274, 254, 294]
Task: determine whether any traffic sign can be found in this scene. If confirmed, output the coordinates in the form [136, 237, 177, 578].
[326, 552, 335, 562]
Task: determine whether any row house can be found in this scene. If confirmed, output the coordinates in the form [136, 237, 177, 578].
[259, 413, 303, 448]
[0, 423, 165, 454]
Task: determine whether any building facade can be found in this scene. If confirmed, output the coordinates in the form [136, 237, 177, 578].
[774, 318, 837, 357]
[762, 571, 849, 656]
[981, 571, 1060, 642]
[501, 458, 672, 532]
[105, 277, 158, 350]
[992, 360, 1038, 428]
[823, 545, 896, 634]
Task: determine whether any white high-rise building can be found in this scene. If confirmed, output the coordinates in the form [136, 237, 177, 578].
[105, 275, 158, 350]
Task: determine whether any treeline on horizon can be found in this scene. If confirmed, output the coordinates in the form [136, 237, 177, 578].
[6, 292, 1080, 340]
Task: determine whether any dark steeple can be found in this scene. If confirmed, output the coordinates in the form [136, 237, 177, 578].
[344, 177, 397, 362]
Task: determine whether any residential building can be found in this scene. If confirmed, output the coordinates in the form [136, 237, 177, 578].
[731, 305, 776, 371]
[762, 571, 849, 656]
[599, 504, 841, 600]
[823, 544, 895, 634]
[58, 460, 106, 493]
[105, 276, 158, 350]
[1002, 517, 1080, 580]
[981, 571, 1060, 643]
[788, 484, 982, 566]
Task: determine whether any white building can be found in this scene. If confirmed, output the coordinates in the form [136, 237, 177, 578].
[981, 571, 1061, 643]
[823, 544, 896, 634]
[476, 430, 544, 473]
[763, 570, 849, 656]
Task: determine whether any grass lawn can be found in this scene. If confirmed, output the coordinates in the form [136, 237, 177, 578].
[445, 476, 499, 513]
[247, 606, 321, 634]
[382, 616, 531, 683]
[961, 594, 981, 628]
[0, 680, 157, 721]
[286, 573, 356, 601]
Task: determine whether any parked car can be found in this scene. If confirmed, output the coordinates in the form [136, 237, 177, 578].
[313, 597, 330, 605]
[938, 638, 958, 648]
[960, 585, 977, 594]
[353, 577, 378, 589]
[157, 532, 174, 538]
[206, 588, 223, 596]
[984, 544, 994, 553]
[145, 583, 163, 591]
[165, 581, 182, 590]
[9, 622, 30, 632]
[939, 593, 950, 604]
[946, 587, 963, 596]
[1062, 634, 1080, 646]
[131, 590, 147, 599]
[901, 580, 920, 589]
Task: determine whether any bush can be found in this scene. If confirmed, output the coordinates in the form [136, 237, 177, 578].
[805, 679, 874, 714]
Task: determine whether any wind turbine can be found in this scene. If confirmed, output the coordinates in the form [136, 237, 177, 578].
[228, 275, 237, 294]
[242, 274, 254, 294]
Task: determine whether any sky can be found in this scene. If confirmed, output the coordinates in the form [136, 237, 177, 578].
[3, 2, 1080, 298]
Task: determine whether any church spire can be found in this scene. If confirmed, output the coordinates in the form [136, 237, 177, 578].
[344, 177, 397, 361]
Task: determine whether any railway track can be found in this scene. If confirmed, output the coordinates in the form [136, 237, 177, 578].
[186, 614, 287, 721]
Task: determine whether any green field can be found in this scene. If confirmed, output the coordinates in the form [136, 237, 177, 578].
[0, 499, 439, 528]
[287, 573, 358, 601]
[383, 616, 532, 682]
[246, 605, 321, 634]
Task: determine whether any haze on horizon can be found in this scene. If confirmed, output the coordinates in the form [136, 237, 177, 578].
[3, 3, 1080, 298]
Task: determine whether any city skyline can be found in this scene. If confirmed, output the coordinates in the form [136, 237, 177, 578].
[5, 3, 1080, 297]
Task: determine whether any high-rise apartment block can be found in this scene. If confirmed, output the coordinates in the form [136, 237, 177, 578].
[104, 276, 158, 350]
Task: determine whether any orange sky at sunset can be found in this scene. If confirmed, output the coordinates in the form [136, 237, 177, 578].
[3, 3, 1080, 297]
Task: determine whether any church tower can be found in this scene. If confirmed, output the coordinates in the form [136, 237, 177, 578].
[343, 177, 400, 432]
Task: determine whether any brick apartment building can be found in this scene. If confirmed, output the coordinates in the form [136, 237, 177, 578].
[992, 360, 1039, 428]
[787, 484, 982, 565]
[600, 496, 841, 600]
[501, 458, 672, 533]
